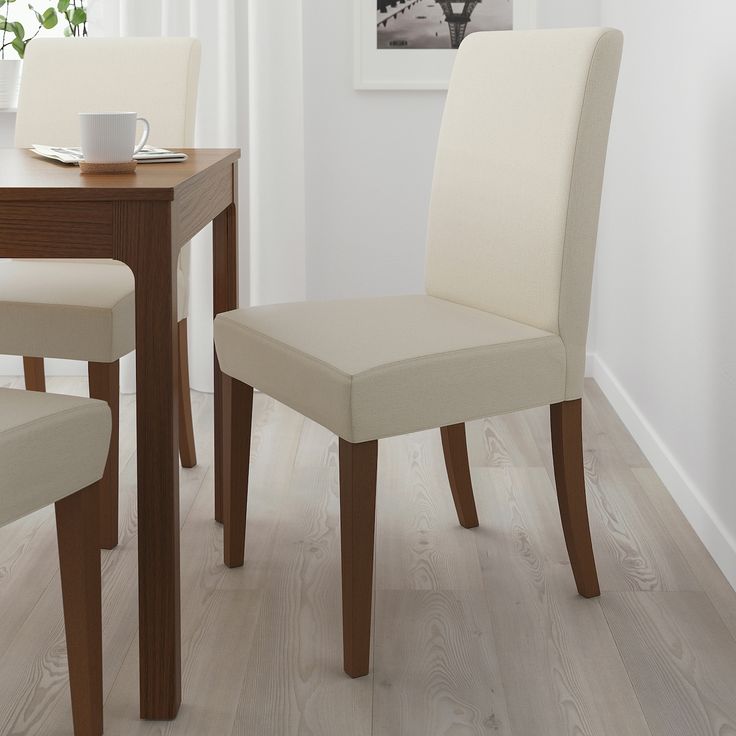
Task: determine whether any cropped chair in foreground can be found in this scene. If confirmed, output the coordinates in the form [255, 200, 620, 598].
[0, 388, 111, 734]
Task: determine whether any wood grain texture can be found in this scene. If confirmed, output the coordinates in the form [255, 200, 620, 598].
[375, 431, 484, 592]
[173, 164, 233, 246]
[0, 148, 240, 724]
[22, 356, 46, 392]
[339, 438, 378, 678]
[632, 467, 736, 639]
[550, 400, 600, 597]
[579, 396, 699, 593]
[55, 484, 103, 736]
[373, 590, 511, 735]
[113, 199, 181, 720]
[177, 320, 197, 470]
[88, 361, 120, 551]
[222, 377, 253, 569]
[474, 467, 652, 736]
[231, 458, 372, 736]
[602, 592, 736, 736]
[213, 192, 238, 524]
[1, 382, 736, 736]
[0, 202, 113, 257]
[440, 424, 479, 529]
[0, 149, 240, 202]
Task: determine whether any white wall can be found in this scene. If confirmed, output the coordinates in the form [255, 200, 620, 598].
[592, 0, 736, 586]
[302, 1, 440, 300]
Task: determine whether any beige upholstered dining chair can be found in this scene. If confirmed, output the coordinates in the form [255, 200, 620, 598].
[214, 27, 623, 677]
[0, 388, 111, 735]
[0, 38, 201, 550]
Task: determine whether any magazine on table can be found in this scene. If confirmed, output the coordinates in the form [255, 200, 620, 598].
[31, 144, 188, 165]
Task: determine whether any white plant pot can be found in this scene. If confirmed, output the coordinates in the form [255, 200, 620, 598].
[0, 59, 22, 110]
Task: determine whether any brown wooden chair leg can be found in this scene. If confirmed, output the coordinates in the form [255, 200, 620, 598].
[222, 374, 253, 568]
[178, 319, 197, 469]
[23, 356, 46, 392]
[440, 423, 479, 529]
[339, 438, 378, 678]
[55, 483, 103, 736]
[550, 399, 600, 598]
[88, 361, 119, 551]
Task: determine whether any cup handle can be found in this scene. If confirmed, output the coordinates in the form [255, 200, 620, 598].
[133, 117, 151, 155]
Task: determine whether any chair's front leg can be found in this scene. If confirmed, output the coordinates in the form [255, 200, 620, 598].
[222, 375, 253, 568]
[55, 483, 103, 736]
[550, 399, 600, 598]
[88, 361, 120, 550]
[339, 438, 378, 678]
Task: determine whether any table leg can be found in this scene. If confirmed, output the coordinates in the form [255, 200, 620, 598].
[115, 200, 181, 719]
[213, 197, 238, 524]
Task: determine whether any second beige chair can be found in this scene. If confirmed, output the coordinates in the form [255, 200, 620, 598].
[0, 38, 201, 549]
[214, 28, 623, 677]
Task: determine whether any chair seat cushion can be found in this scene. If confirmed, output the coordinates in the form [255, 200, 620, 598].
[0, 388, 111, 528]
[0, 260, 187, 363]
[214, 295, 566, 443]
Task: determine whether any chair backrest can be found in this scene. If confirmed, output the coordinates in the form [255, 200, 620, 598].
[15, 37, 200, 149]
[426, 28, 623, 398]
[14, 38, 200, 280]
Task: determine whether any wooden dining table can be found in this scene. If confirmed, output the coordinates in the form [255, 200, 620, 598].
[0, 147, 240, 720]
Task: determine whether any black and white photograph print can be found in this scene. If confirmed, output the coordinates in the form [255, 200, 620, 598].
[377, 0, 513, 50]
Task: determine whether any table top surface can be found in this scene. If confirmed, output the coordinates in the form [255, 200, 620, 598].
[0, 148, 240, 201]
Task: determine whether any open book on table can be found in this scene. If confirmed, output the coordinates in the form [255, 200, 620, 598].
[31, 145, 188, 165]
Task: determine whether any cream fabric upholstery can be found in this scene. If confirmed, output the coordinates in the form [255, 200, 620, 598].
[0, 388, 111, 528]
[0, 261, 187, 362]
[215, 295, 566, 443]
[14, 38, 200, 149]
[426, 28, 623, 399]
[214, 28, 622, 444]
[1, 38, 200, 362]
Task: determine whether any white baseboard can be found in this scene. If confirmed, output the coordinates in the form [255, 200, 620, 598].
[587, 351, 736, 592]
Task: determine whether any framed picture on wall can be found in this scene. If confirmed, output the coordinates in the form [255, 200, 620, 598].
[354, 0, 538, 90]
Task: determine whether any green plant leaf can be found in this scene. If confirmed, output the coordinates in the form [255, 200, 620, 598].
[69, 6, 84, 24]
[62, 24, 70, 36]
[56, 0, 68, 10]
[11, 35, 24, 57]
[13, 20, 24, 38]
[41, 6, 56, 27]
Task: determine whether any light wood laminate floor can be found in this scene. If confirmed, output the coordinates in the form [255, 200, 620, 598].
[1, 376, 736, 736]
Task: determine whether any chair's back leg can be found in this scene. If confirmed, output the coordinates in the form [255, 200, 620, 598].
[23, 356, 46, 392]
[55, 483, 103, 736]
[339, 438, 378, 678]
[88, 361, 120, 551]
[440, 423, 479, 529]
[550, 399, 600, 598]
[178, 319, 198, 469]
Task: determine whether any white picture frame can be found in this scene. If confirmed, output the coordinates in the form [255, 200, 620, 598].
[354, 0, 538, 90]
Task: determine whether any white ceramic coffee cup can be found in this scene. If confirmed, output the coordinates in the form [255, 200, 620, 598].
[79, 112, 150, 164]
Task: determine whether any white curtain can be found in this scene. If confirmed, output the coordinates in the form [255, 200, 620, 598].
[89, 0, 250, 393]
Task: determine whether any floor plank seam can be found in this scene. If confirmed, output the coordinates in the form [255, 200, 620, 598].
[598, 597, 655, 736]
